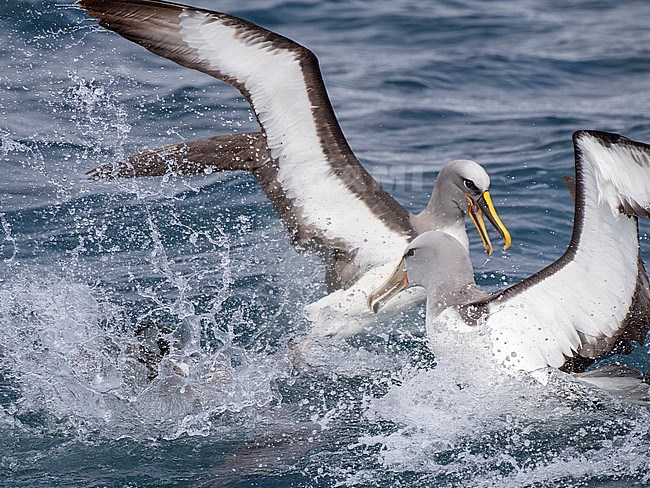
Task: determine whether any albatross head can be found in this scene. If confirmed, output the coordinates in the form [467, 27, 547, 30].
[429, 160, 512, 255]
[366, 231, 479, 315]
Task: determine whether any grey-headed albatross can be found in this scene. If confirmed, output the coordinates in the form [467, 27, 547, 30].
[369, 130, 650, 387]
[79, 0, 510, 337]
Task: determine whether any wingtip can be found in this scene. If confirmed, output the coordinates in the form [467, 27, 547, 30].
[77, 0, 103, 13]
[573, 130, 632, 147]
[78, 0, 114, 22]
[85, 166, 112, 181]
[574, 129, 650, 153]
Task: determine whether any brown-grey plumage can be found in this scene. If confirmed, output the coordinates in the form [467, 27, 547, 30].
[87, 132, 269, 179]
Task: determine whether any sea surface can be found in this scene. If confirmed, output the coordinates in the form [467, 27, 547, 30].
[1, 1, 649, 486]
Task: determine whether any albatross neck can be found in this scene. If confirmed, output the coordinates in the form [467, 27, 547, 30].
[425, 282, 487, 321]
[411, 181, 468, 250]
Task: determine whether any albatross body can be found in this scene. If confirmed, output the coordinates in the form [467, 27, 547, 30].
[369, 130, 650, 384]
[79, 0, 510, 337]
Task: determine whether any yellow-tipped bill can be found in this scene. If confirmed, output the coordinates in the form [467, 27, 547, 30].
[366, 259, 410, 313]
[466, 190, 511, 254]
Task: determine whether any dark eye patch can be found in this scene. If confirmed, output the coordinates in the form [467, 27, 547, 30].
[404, 248, 415, 257]
[463, 179, 480, 193]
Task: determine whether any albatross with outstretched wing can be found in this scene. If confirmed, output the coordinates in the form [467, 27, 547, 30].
[79, 0, 510, 337]
[369, 130, 650, 383]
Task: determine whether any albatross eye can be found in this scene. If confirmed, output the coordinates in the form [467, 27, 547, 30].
[463, 179, 480, 193]
[404, 248, 415, 258]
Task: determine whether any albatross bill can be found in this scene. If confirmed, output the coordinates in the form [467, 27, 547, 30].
[465, 191, 511, 256]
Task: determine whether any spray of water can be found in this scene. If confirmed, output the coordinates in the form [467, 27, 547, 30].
[349, 362, 650, 486]
[0, 71, 296, 443]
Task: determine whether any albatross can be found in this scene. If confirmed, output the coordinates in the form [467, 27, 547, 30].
[368, 130, 650, 385]
[79, 0, 510, 337]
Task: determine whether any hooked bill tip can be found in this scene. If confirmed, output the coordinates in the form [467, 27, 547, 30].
[502, 236, 512, 250]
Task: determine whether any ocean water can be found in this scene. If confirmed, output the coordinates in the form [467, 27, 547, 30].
[1, 0, 649, 486]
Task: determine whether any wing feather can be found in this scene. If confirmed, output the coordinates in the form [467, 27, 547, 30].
[476, 131, 650, 373]
[87, 132, 268, 179]
[80, 0, 413, 275]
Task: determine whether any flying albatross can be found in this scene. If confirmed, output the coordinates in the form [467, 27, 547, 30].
[368, 130, 650, 384]
[79, 0, 510, 337]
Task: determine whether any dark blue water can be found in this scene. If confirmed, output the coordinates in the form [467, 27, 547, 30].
[1, 1, 649, 486]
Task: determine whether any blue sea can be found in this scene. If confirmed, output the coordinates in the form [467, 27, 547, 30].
[1, 1, 649, 486]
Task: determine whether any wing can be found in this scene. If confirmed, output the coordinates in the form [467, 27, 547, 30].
[80, 0, 414, 280]
[464, 131, 650, 373]
[87, 132, 268, 179]
[559, 175, 650, 372]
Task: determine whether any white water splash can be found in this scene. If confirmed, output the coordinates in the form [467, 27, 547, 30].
[352, 363, 650, 487]
[0, 272, 292, 440]
[0, 213, 17, 264]
[67, 74, 132, 167]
